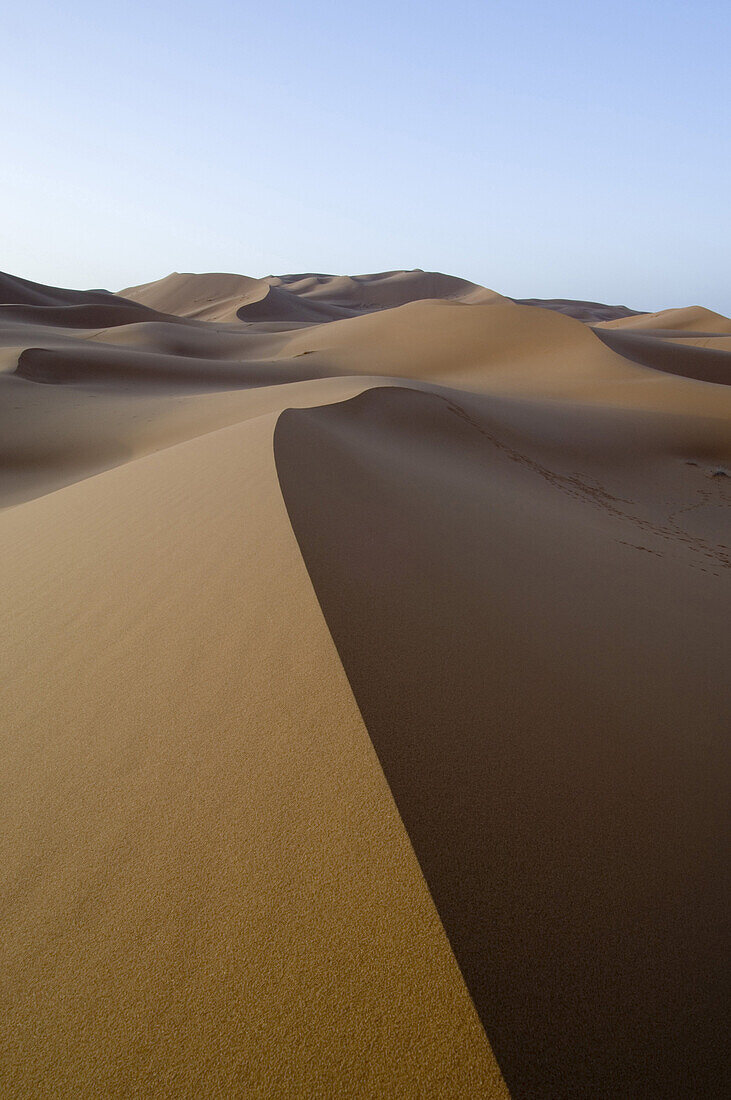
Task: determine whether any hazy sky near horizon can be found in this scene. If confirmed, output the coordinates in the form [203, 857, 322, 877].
[3, 0, 729, 311]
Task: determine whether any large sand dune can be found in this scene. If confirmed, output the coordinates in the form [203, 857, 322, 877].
[123, 268, 506, 325]
[1, 267, 729, 1098]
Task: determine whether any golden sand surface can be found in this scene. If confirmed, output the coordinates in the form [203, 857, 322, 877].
[0, 407, 506, 1098]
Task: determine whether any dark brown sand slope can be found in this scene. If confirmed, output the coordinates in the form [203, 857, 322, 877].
[275, 386, 730, 1099]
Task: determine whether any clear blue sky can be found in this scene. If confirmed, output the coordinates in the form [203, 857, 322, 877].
[2, 1, 729, 311]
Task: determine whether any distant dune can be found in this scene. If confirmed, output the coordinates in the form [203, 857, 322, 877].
[1, 267, 729, 1098]
[596, 303, 731, 334]
[122, 268, 506, 325]
[511, 296, 644, 323]
[0, 270, 122, 308]
[121, 270, 272, 323]
[0, 270, 176, 328]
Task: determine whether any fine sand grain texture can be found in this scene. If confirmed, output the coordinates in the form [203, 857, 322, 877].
[1, 267, 729, 1098]
[0, 412, 506, 1099]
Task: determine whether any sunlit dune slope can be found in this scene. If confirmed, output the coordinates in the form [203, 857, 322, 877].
[0, 411, 506, 1098]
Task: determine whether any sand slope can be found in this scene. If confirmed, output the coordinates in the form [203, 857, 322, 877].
[1, 267, 729, 1097]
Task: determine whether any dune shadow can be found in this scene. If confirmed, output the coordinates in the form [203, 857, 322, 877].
[275, 385, 730, 1099]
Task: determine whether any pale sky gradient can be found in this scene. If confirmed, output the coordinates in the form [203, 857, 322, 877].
[2, 0, 729, 312]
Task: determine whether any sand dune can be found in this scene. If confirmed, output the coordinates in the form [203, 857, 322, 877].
[121, 271, 273, 323]
[122, 268, 506, 324]
[1, 267, 729, 1098]
[280, 297, 634, 391]
[0, 270, 126, 308]
[266, 269, 504, 309]
[512, 296, 644, 323]
[596, 303, 731, 334]
[0, 270, 175, 329]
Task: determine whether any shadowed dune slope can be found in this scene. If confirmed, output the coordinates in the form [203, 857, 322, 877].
[275, 385, 730, 1099]
[594, 327, 731, 385]
[0, 302, 173, 329]
[15, 343, 336, 389]
[236, 283, 358, 323]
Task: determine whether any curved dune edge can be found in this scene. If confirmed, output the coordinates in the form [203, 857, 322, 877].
[274, 385, 730, 1098]
[0, 410, 508, 1098]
